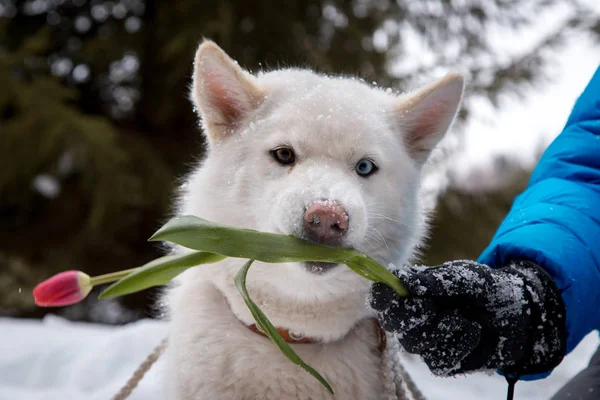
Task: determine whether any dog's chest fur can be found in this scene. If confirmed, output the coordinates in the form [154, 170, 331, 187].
[166, 280, 385, 400]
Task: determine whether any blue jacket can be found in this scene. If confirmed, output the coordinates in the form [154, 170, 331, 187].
[479, 66, 600, 379]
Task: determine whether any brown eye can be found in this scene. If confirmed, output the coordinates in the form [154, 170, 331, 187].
[271, 147, 295, 165]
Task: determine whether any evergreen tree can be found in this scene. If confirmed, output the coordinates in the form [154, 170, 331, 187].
[1, 0, 598, 320]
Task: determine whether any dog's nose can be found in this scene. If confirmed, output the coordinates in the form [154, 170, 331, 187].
[303, 200, 349, 245]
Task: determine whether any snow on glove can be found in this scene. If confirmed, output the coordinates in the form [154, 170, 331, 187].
[369, 260, 566, 377]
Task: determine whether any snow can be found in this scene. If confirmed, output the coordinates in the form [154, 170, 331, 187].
[1, 315, 597, 400]
[0, 315, 167, 400]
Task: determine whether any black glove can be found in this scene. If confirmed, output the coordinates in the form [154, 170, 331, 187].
[369, 260, 566, 377]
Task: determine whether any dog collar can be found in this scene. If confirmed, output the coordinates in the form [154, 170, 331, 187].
[244, 318, 387, 352]
[222, 288, 387, 350]
[246, 323, 314, 344]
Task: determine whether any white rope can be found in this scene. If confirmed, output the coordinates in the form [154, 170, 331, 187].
[395, 357, 426, 400]
[381, 335, 401, 400]
[112, 337, 168, 400]
[384, 332, 427, 400]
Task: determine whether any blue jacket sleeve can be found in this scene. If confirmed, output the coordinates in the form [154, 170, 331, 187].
[478, 66, 600, 378]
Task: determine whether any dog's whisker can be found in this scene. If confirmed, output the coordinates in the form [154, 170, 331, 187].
[368, 214, 411, 229]
[364, 232, 385, 247]
[369, 227, 391, 258]
[367, 213, 401, 223]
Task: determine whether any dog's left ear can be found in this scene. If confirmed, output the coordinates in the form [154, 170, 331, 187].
[191, 40, 264, 142]
[397, 72, 464, 164]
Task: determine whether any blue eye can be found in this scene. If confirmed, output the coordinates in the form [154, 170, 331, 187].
[355, 159, 378, 177]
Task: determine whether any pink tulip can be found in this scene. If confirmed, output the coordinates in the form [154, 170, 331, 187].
[33, 270, 93, 307]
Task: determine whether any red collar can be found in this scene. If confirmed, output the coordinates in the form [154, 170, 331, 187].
[245, 319, 387, 353]
[222, 289, 387, 351]
[246, 323, 314, 344]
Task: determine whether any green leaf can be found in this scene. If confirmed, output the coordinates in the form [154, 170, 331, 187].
[345, 259, 409, 297]
[149, 215, 409, 297]
[234, 260, 334, 395]
[99, 251, 226, 299]
[149, 216, 351, 263]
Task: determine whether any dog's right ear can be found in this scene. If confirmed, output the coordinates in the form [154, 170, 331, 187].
[191, 40, 264, 142]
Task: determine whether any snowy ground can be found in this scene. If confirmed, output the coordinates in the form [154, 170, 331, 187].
[1, 315, 598, 400]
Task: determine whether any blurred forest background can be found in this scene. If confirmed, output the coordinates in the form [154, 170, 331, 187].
[1, 0, 599, 323]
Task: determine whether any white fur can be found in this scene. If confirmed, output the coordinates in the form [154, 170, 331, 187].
[163, 40, 464, 399]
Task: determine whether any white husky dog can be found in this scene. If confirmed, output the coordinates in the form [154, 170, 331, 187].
[164, 40, 464, 400]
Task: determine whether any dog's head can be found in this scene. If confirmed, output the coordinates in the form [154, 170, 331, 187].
[177, 41, 463, 324]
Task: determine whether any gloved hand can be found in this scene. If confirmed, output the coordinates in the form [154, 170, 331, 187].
[369, 260, 566, 377]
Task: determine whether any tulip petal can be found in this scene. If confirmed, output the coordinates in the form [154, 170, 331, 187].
[33, 270, 92, 307]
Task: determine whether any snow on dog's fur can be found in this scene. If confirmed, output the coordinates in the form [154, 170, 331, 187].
[164, 40, 464, 400]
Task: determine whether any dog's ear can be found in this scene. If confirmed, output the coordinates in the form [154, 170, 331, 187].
[191, 40, 264, 142]
[397, 72, 464, 164]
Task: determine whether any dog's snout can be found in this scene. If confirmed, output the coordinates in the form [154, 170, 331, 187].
[303, 200, 349, 245]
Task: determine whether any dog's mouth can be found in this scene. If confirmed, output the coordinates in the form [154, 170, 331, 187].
[302, 261, 339, 274]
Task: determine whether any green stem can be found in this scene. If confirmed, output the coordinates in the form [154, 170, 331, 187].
[90, 268, 140, 286]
